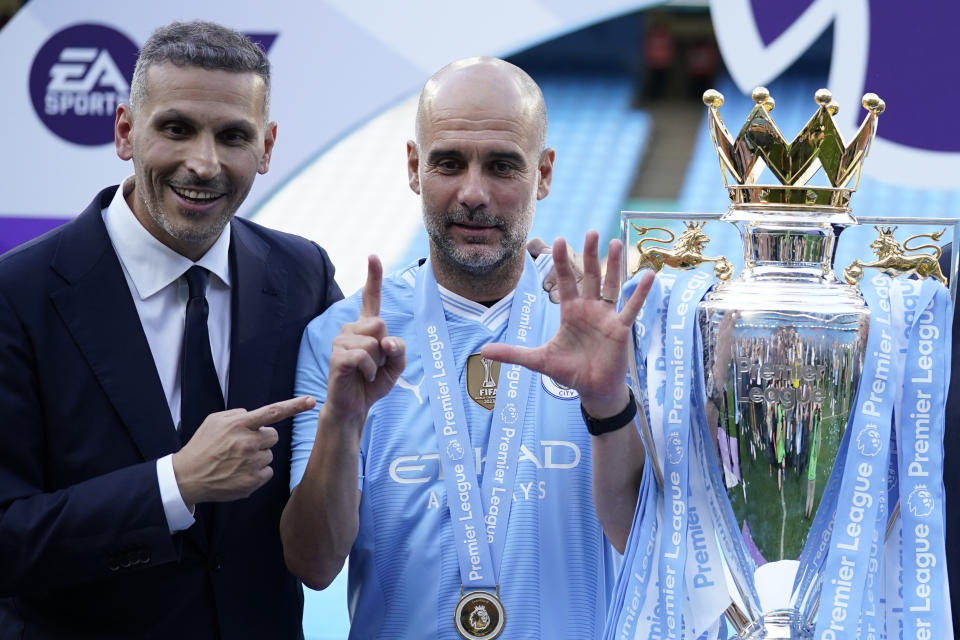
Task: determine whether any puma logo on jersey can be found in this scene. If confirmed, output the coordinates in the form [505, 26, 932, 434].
[397, 374, 425, 404]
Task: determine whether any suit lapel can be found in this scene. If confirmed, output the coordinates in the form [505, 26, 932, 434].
[211, 220, 287, 544]
[225, 221, 286, 412]
[50, 190, 180, 462]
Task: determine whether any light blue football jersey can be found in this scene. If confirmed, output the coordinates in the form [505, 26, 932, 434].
[292, 257, 615, 639]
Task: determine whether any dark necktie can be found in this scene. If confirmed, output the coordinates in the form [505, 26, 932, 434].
[179, 266, 225, 446]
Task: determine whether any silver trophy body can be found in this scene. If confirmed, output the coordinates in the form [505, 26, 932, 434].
[698, 205, 868, 638]
[623, 87, 887, 638]
[618, 86, 955, 640]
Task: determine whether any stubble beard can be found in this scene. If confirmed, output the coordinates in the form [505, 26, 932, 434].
[135, 163, 236, 249]
[424, 203, 532, 285]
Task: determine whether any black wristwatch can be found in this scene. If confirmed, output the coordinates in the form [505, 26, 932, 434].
[580, 388, 637, 436]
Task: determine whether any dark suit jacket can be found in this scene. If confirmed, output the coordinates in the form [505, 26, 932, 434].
[0, 187, 342, 639]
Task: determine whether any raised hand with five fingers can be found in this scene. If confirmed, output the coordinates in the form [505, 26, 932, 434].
[483, 230, 654, 419]
[482, 230, 655, 551]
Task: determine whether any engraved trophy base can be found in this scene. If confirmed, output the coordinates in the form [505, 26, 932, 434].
[737, 609, 812, 640]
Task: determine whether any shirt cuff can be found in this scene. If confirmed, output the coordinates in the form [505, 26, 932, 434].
[156, 454, 195, 533]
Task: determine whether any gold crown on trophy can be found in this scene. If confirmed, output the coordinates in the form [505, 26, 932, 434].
[702, 86, 885, 208]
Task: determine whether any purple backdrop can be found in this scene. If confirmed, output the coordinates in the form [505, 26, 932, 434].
[0, 218, 71, 254]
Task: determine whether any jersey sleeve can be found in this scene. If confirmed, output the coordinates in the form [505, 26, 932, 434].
[290, 295, 362, 491]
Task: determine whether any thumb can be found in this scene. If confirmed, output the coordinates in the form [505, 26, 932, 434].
[380, 336, 406, 381]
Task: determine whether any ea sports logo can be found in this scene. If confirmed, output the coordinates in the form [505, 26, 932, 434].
[29, 24, 138, 145]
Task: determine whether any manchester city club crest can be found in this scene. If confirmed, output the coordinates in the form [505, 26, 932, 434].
[541, 375, 579, 400]
[466, 353, 500, 410]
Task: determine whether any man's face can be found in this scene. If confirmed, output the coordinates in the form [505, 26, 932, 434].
[407, 90, 553, 276]
[115, 63, 276, 260]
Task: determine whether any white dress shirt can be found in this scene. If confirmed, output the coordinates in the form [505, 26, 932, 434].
[102, 177, 232, 532]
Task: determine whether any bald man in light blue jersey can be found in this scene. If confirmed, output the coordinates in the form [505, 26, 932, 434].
[281, 58, 653, 640]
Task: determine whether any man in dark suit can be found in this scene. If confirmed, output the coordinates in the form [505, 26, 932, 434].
[0, 21, 341, 638]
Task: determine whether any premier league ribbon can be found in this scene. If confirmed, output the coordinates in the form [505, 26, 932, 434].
[602, 270, 668, 640]
[811, 274, 899, 640]
[893, 278, 952, 639]
[689, 328, 761, 630]
[602, 459, 661, 640]
[657, 269, 715, 639]
[793, 273, 952, 640]
[606, 268, 733, 640]
[413, 253, 543, 594]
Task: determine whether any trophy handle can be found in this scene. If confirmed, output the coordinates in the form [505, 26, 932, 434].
[841, 226, 949, 285]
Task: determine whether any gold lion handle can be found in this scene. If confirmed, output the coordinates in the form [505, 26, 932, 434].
[843, 226, 947, 285]
[630, 220, 733, 280]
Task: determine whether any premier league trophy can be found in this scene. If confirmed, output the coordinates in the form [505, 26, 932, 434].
[605, 87, 954, 640]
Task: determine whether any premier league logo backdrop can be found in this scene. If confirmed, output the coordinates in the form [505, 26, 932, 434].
[28, 24, 138, 146]
[711, 0, 960, 189]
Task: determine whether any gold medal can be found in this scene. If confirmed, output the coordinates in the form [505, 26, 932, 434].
[454, 589, 505, 639]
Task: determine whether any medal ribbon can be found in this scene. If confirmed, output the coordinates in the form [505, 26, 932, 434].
[689, 327, 761, 628]
[601, 269, 666, 639]
[602, 460, 661, 640]
[658, 269, 713, 639]
[894, 278, 952, 639]
[812, 274, 900, 640]
[414, 254, 542, 590]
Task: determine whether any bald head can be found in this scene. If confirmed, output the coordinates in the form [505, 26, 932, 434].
[406, 57, 555, 300]
[415, 57, 547, 154]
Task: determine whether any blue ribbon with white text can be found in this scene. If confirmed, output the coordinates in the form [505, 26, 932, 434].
[413, 254, 543, 590]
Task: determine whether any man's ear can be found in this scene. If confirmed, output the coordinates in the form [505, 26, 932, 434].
[115, 104, 134, 161]
[259, 121, 278, 174]
[536, 147, 555, 200]
[406, 140, 421, 194]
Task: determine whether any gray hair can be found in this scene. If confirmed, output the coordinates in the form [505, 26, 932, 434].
[129, 21, 271, 120]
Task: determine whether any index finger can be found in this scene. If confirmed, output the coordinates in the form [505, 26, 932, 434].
[360, 255, 383, 318]
[241, 395, 317, 430]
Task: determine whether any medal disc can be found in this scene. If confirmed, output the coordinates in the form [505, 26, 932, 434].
[454, 590, 505, 639]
